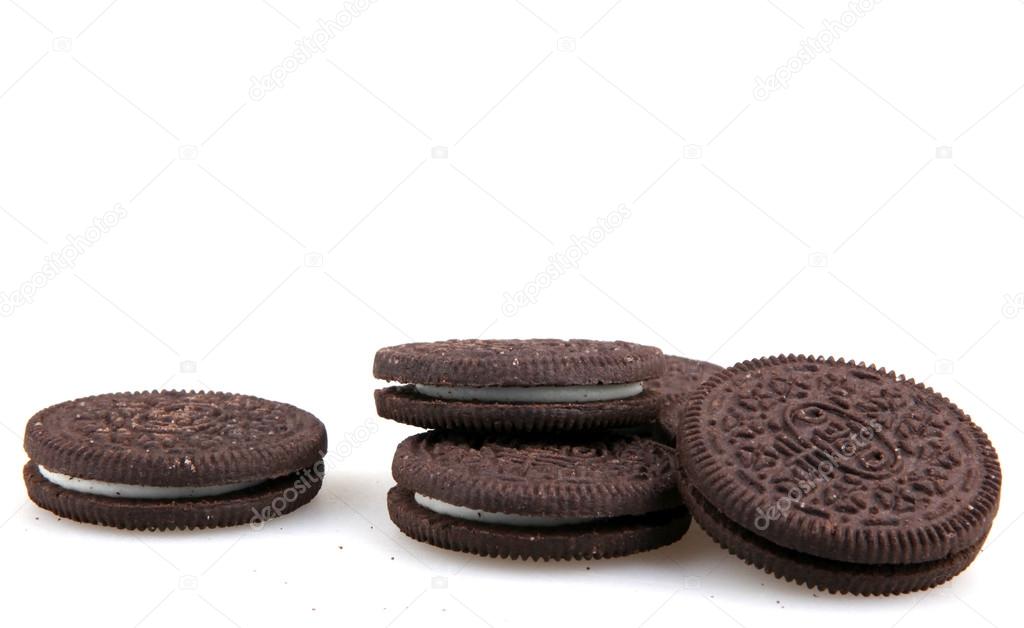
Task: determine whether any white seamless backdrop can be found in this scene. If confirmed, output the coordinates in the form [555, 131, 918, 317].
[1, 1, 1021, 627]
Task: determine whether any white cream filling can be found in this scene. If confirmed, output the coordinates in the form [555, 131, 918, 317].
[414, 381, 643, 403]
[414, 493, 598, 527]
[37, 465, 264, 500]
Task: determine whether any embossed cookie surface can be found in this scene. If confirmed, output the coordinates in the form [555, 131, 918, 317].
[23, 390, 328, 530]
[373, 339, 665, 431]
[388, 430, 690, 559]
[26, 390, 327, 485]
[393, 431, 681, 517]
[678, 356, 1001, 567]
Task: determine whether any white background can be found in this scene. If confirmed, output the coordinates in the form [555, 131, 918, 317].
[1, 1, 1021, 626]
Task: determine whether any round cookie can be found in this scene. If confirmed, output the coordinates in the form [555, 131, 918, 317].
[647, 355, 722, 442]
[675, 355, 1001, 593]
[388, 431, 690, 560]
[24, 390, 328, 530]
[373, 339, 665, 432]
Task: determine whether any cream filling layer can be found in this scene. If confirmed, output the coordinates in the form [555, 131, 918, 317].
[414, 381, 643, 403]
[414, 493, 599, 527]
[36, 465, 264, 500]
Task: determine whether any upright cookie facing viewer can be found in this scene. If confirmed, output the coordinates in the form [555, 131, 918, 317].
[675, 355, 1001, 595]
[24, 390, 328, 530]
[374, 339, 665, 432]
[389, 430, 690, 560]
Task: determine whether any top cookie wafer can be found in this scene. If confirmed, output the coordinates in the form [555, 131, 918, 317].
[678, 355, 1001, 566]
[25, 390, 327, 486]
[374, 339, 664, 387]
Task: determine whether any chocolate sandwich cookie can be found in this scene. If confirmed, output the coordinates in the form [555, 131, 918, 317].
[676, 355, 1002, 595]
[646, 355, 722, 443]
[24, 390, 328, 530]
[388, 431, 690, 560]
[374, 339, 665, 432]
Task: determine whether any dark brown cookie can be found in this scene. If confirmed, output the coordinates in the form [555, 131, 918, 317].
[679, 474, 984, 595]
[373, 339, 664, 431]
[24, 461, 323, 531]
[23, 390, 328, 529]
[678, 355, 1001, 569]
[389, 431, 689, 559]
[374, 385, 660, 433]
[647, 355, 722, 442]
[388, 487, 690, 561]
[392, 431, 681, 517]
[374, 339, 664, 387]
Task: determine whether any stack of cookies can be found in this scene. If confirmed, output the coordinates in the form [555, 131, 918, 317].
[372, 339, 693, 560]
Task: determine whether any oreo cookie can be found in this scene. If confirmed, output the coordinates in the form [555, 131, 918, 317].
[374, 339, 665, 432]
[388, 431, 690, 559]
[24, 390, 328, 530]
[646, 355, 722, 443]
[676, 355, 1002, 594]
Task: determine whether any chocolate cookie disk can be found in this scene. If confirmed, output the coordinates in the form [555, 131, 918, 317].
[374, 339, 664, 431]
[388, 431, 690, 560]
[24, 390, 328, 530]
[647, 355, 722, 443]
[676, 355, 1001, 593]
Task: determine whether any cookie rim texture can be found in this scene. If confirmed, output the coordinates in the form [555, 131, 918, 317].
[649, 355, 723, 442]
[388, 486, 690, 560]
[679, 476, 985, 595]
[375, 385, 660, 432]
[24, 390, 328, 487]
[678, 355, 1002, 565]
[373, 339, 665, 387]
[24, 461, 324, 531]
[392, 431, 682, 518]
